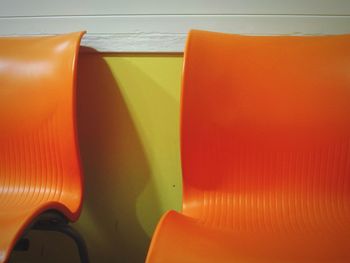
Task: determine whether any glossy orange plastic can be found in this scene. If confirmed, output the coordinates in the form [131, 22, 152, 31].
[0, 32, 85, 262]
[146, 30, 350, 263]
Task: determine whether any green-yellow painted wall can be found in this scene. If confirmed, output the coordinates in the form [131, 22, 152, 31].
[10, 53, 184, 263]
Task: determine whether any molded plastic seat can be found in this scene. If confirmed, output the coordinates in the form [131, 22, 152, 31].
[0, 32, 85, 262]
[146, 30, 350, 263]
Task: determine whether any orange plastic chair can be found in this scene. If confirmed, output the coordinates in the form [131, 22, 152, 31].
[146, 30, 350, 263]
[0, 32, 88, 263]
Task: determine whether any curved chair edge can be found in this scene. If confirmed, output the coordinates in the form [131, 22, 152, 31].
[145, 211, 198, 263]
[68, 30, 87, 221]
[145, 210, 177, 263]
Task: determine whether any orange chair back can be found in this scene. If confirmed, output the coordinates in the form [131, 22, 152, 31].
[0, 32, 84, 262]
[181, 30, 350, 230]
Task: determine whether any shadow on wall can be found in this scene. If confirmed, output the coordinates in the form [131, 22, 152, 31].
[75, 50, 160, 263]
[9, 50, 182, 263]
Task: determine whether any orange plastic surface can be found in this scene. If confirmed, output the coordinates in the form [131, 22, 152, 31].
[0, 32, 85, 262]
[146, 30, 350, 263]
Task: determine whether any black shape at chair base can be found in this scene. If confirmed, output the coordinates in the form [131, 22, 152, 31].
[11, 210, 89, 263]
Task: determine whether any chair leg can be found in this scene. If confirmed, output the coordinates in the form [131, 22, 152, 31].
[10, 211, 89, 263]
[33, 223, 89, 263]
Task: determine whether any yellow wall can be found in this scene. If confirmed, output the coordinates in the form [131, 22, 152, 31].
[10, 53, 184, 263]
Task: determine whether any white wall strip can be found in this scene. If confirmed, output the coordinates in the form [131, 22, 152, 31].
[1, 0, 350, 52]
[1, 0, 350, 16]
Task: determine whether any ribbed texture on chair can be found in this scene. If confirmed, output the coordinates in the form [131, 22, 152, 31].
[195, 138, 350, 233]
[0, 115, 64, 209]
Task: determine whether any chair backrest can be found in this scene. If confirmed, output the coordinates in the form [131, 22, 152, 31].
[181, 30, 350, 230]
[0, 32, 85, 220]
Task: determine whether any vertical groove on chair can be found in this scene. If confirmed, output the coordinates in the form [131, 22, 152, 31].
[47, 116, 57, 201]
[53, 115, 65, 203]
